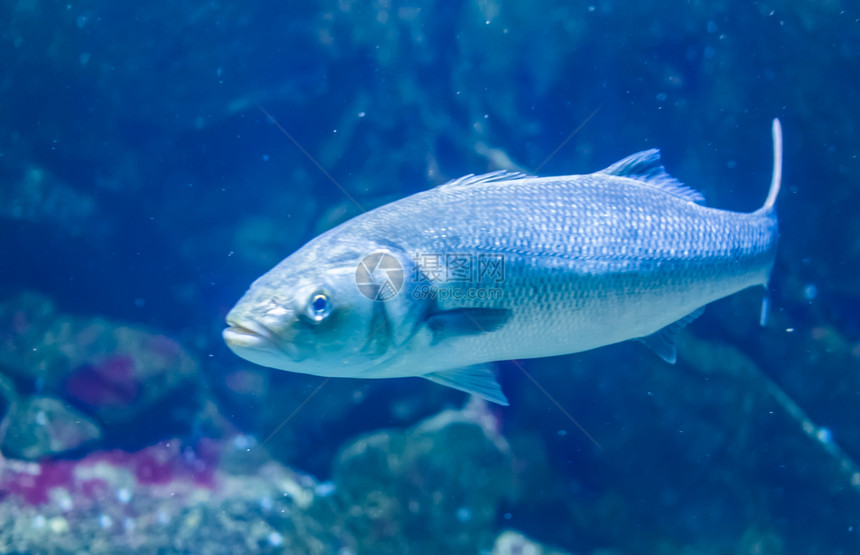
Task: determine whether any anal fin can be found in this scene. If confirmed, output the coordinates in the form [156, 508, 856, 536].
[424, 364, 509, 406]
[638, 307, 705, 364]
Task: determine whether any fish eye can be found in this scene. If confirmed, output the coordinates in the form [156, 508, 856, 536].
[305, 292, 332, 323]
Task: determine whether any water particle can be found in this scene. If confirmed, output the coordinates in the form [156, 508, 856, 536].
[98, 514, 113, 528]
[49, 517, 69, 534]
[116, 488, 132, 504]
[456, 507, 472, 522]
[123, 517, 135, 531]
[232, 434, 256, 450]
[58, 496, 73, 512]
[260, 496, 273, 511]
[816, 427, 833, 444]
[656, 92, 667, 102]
[262, 154, 270, 162]
[79, 52, 90, 66]
[504, 512, 512, 520]
[35, 411, 47, 426]
[557, 429, 567, 437]
[803, 283, 818, 301]
[33, 515, 46, 529]
[157, 511, 170, 525]
[357, 111, 366, 118]
[315, 482, 336, 497]
[268, 531, 284, 547]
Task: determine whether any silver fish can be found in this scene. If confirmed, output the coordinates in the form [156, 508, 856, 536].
[223, 120, 783, 405]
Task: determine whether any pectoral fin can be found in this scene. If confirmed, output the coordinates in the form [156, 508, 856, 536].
[424, 364, 509, 406]
[638, 307, 705, 364]
[425, 307, 511, 345]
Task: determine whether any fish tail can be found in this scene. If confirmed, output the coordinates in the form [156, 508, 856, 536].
[758, 119, 783, 326]
[761, 118, 783, 214]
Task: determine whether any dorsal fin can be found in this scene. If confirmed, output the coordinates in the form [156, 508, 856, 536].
[437, 170, 531, 190]
[599, 149, 705, 205]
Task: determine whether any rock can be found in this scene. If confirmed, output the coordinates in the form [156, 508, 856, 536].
[332, 405, 514, 554]
[59, 324, 198, 424]
[499, 329, 860, 554]
[491, 530, 573, 555]
[0, 165, 99, 237]
[219, 364, 465, 478]
[0, 291, 63, 385]
[1, 396, 101, 460]
[0, 291, 200, 449]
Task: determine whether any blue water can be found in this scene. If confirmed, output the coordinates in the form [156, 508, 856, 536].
[1, 2, 858, 553]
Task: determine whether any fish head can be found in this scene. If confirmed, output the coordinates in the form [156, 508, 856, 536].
[223, 238, 426, 377]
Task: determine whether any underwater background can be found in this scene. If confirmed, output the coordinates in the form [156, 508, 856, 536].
[1, 1, 859, 553]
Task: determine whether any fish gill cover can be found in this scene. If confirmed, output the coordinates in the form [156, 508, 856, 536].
[1, 1, 859, 554]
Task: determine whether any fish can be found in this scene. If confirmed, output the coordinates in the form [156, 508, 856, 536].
[223, 119, 783, 406]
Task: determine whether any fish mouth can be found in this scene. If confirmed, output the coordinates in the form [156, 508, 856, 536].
[223, 318, 301, 361]
[223, 320, 273, 350]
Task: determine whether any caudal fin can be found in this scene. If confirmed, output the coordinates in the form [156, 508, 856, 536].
[759, 118, 783, 326]
[762, 118, 782, 212]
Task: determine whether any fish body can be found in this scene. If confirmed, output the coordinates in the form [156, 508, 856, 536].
[224, 120, 783, 404]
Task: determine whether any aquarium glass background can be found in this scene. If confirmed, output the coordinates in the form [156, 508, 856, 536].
[1, 1, 858, 554]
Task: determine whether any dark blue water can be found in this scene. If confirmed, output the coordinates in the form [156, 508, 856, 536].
[1, 2, 858, 553]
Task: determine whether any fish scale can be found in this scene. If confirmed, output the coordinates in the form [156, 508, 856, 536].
[223, 120, 783, 405]
[345, 173, 775, 349]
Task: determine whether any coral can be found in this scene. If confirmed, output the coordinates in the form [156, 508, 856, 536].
[0, 438, 343, 554]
